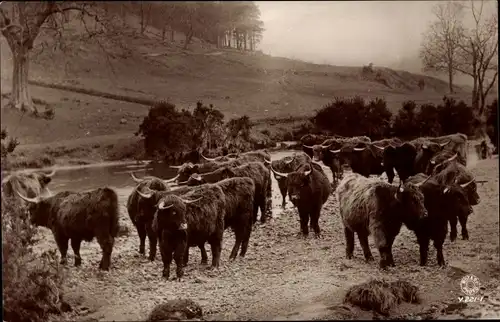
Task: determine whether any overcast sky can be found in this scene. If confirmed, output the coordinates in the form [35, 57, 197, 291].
[256, 1, 497, 71]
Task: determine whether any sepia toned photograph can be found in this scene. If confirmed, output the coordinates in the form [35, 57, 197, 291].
[1, 1, 498, 321]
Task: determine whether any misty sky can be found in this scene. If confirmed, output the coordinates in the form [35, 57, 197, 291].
[256, 1, 497, 70]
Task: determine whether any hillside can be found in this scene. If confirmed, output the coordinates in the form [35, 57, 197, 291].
[0, 11, 479, 164]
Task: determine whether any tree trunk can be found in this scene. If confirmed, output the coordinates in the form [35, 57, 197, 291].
[170, 29, 175, 42]
[183, 28, 193, 50]
[244, 32, 247, 51]
[10, 49, 35, 113]
[448, 64, 454, 93]
[162, 24, 167, 41]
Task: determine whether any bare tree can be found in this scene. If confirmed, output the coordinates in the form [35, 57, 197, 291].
[419, 1, 465, 93]
[0, 2, 104, 114]
[455, 0, 498, 117]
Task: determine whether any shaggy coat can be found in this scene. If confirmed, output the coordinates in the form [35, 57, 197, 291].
[183, 162, 271, 224]
[336, 173, 428, 269]
[1, 170, 55, 209]
[271, 152, 311, 208]
[200, 150, 271, 164]
[19, 187, 119, 270]
[300, 134, 337, 146]
[274, 162, 331, 237]
[427, 133, 468, 164]
[173, 153, 267, 183]
[406, 173, 472, 265]
[426, 150, 466, 175]
[382, 138, 447, 184]
[127, 178, 171, 261]
[152, 184, 226, 279]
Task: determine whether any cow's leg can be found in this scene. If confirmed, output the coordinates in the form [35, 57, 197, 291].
[417, 234, 430, 266]
[199, 244, 208, 265]
[229, 231, 243, 260]
[136, 223, 147, 255]
[96, 233, 114, 271]
[252, 202, 259, 225]
[449, 216, 458, 242]
[458, 214, 469, 240]
[260, 194, 268, 224]
[183, 245, 190, 266]
[208, 237, 222, 269]
[145, 222, 157, 261]
[54, 233, 69, 265]
[174, 240, 187, 279]
[239, 223, 252, 258]
[344, 227, 355, 259]
[357, 230, 374, 262]
[373, 230, 395, 269]
[310, 208, 321, 238]
[298, 211, 309, 237]
[277, 180, 287, 208]
[162, 242, 174, 279]
[265, 176, 273, 220]
[70, 238, 82, 267]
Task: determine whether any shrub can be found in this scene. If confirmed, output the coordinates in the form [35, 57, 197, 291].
[437, 96, 475, 136]
[2, 200, 67, 322]
[1, 128, 19, 158]
[392, 100, 420, 140]
[312, 96, 392, 139]
[416, 103, 441, 137]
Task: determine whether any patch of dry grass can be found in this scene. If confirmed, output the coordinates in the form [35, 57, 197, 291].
[343, 279, 421, 316]
[147, 299, 203, 321]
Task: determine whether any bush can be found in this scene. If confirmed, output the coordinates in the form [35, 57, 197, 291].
[2, 200, 67, 322]
[437, 96, 475, 136]
[312, 96, 392, 139]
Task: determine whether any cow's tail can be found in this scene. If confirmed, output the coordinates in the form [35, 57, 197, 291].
[107, 188, 120, 238]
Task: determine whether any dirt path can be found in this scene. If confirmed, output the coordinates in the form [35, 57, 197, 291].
[39, 156, 499, 321]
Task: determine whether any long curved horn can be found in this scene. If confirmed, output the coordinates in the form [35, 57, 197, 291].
[170, 165, 183, 169]
[130, 172, 144, 183]
[181, 196, 203, 204]
[440, 140, 451, 147]
[201, 153, 217, 162]
[460, 179, 475, 188]
[226, 153, 239, 158]
[264, 158, 272, 164]
[330, 149, 341, 154]
[44, 169, 56, 177]
[164, 174, 179, 183]
[158, 200, 174, 210]
[446, 153, 458, 162]
[176, 180, 189, 185]
[373, 145, 385, 150]
[303, 144, 314, 149]
[354, 147, 366, 151]
[321, 142, 333, 148]
[415, 175, 432, 187]
[271, 165, 289, 178]
[304, 169, 311, 176]
[15, 190, 41, 204]
[136, 188, 154, 199]
[284, 155, 296, 164]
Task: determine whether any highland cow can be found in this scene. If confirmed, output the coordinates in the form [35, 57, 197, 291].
[270, 152, 312, 209]
[426, 150, 466, 175]
[406, 173, 472, 265]
[127, 172, 177, 261]
[382, 138, 449, 184]
[271, 162, 331, 237]
[336, 173, 428, 269]
[200, 150, 272, 165]
[148, 184, 226, 279]
[427, 133, 468, 164]
[16, 187, 119, 270]
[181, 162, 271, 224]
[1, 169, 56, 209]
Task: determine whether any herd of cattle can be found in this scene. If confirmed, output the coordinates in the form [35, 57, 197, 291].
[1, 132, 488, 279]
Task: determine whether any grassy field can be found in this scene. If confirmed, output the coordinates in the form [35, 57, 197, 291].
[0, 13, 486, 170]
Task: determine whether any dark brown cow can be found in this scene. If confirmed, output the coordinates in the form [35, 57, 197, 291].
[127, 172, 177, 261]
[270, 152, 312, 208]
[427, 133, 468, 165]
[271, 162, 331, 237]
[16, 187, 119, 270]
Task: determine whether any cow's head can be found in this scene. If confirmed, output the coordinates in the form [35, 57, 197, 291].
[271, 164, 313, 206]
[13, 189, 51, 226]
[2, 169, 56, 207]
[390, 179, 428, 227]
[455, 177, 481, 206]
[169, 162, 201, 183]
[183, 173, 206, 186]
[152, 194, 202, 232]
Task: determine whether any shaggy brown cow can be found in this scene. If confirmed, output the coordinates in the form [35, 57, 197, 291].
[426, 150, 466, 175]
[406, 173, 472, 266]
[427, 133, 468, 164]
[149, 184, 225, 279]
[1, 169, 56, 208]
[271, 162, 331, 237]
[270, 152, 312, 209]
[127, 172, 177, 261]
[336, 173, 428, 269]
[16, 187, 119, 270]
[200, 150, 271, 164]
[181, 162, 271, 224]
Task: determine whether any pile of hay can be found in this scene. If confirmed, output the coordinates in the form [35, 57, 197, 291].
[344, 279, 421, 315]
[147, 299, 203, 321]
